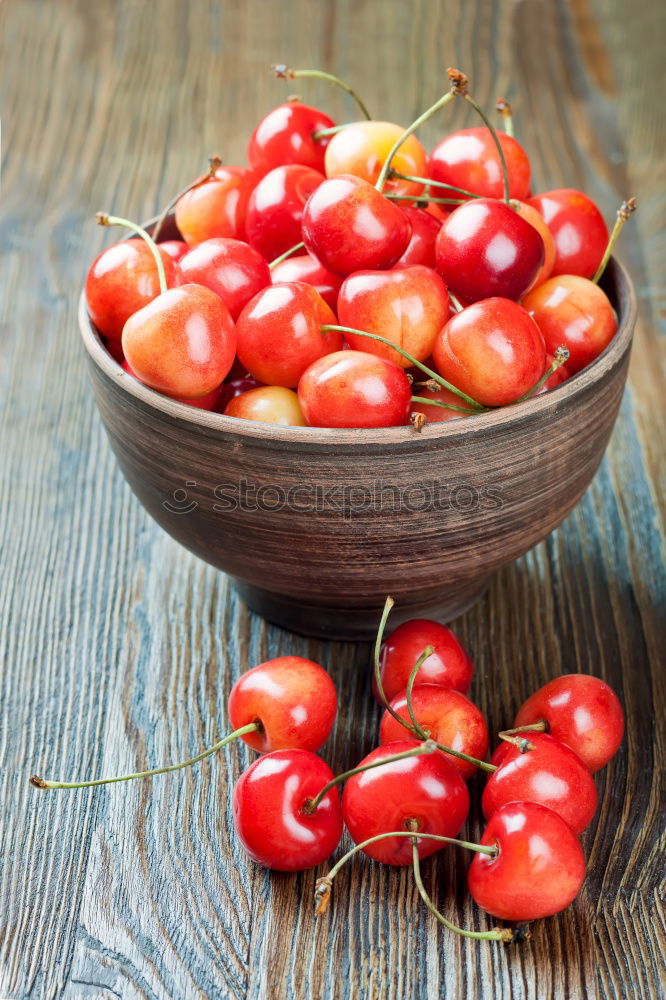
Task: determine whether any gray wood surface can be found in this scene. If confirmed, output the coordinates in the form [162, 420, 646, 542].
[1, 1, 664, 998]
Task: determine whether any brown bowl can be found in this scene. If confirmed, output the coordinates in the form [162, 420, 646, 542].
[79, 226, 636, 639]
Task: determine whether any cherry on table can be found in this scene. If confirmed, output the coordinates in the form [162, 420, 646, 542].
[178, 237, 271, 320]
[429, 127, 532, 202]
[374, 618, 473, 703]
[174, 165, 259, 246]
[245, 164, 324, 261]
[224, 386, 308, 426]
[298, 350, 412, 428]
[247, 100, 335, 175]
[324, 120, 428, 197]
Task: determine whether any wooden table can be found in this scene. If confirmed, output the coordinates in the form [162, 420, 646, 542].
[1, 1, 664, 997]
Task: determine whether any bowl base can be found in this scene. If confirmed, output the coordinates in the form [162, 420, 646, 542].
[233, 577, 490, 641]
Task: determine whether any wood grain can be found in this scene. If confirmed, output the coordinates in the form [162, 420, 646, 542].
[0, 1, 664, 998]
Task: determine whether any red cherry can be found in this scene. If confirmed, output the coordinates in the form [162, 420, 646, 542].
[301, 175, 412, 276]
[513, 674, 624, 773]
[178, 238, 270, 320]
[122, 284, 236, 399]
[227, 656, 336, 754]
[435, 199, 544, 303]
[341, 740, 469, 865]
[429, 128, 531, 201]
[468, 801, 585, 920]
[379, 685, 489, 779]
[269, 252, 343, 312]
[216, 374, 264, 412]
[121, 359, 223, 410]
[232, 749, 343, 871]
[410, 385, 471, 423]
[338, 265, 449, 367]
[224, 386, 308, 426]
[298, 350, 412, 428]
[528, 189, 608, 279]
[482, 732, 598, 834]
[85, 240, 179, 341]
[374, 618, 473, 703]
[157, 239, 190, 263]
[522, 275, 617, 374]
[235, 282, 339, 387]
[245, 164, 324, 261]
[432, 298, 546, 407]
[247, 101, 335, 175]
[394, 206, 443, 268]
[174, 166, 258, 246]
[324, 121, 427, 197]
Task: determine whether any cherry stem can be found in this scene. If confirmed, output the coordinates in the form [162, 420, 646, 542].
[304, 740, 437, 814]
[461, 93, 510, 204]
[448, 291, 464, 312]
[499, 721, 547, 737]
[495, 98, 514, 139]
[272, 65, 371, 120]
[411, 840, 514, 942]
[320, 325, 485, 411]
[96, 213, 168, 295]
[29, 722, 259, 790]
[385, 192, 466, 206]
[405, 650, 435, 738]
[517, 346, 570, 402]
[152, 155, 222, 244]
[498, 733, 536, 753]
[410, 395, 477, 415]
[311, 121, 364, 141]
[388, 169, 481, 200]
[591, 197, 637, 284]
[268, 241, 305, 270]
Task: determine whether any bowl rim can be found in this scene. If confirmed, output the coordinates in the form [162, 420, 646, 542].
[79, 257, 637, 447]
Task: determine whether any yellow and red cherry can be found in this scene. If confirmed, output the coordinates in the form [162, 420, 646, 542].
[527, 188, 608, 279]
[224, 386, 308, 426]
[324, 121, 427, 196]
[337, 265, 449, 367]
[298, 350, 412, 428]
[429, 127, 531, 201]
[269, 252, 342, 311]
[121, 359, 223, 410]
[245, 164, 324, 261]
[433, 298, 546, 407]
[174, 165, 259, 246]
[247, 100, 335, 176]
[393, 206, 443, 268]
[435, 199, 544, 303]
[512, 200, 556, 289]
[178, 237, 270, 320]
[522, 274, 616, 374]
[235, 281, 339, 387]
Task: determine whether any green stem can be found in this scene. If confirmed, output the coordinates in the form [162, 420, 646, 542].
[461, 93, 511, 204]
[499, 721, 548, 737]
[516, 346, 570, 402]
[311, 121, 364, 141]
[268, 241, 305, 270]
[386, 193, 466, 206]
[388, 170, 481, 199]
[30, 722, 259, 790]
[495, 98, 514, 139]
[410, 395, 477, 415]
[96, 213, 168, 294]
[405, 651, 433, 738]
[591, 197, 637, 284]
[272, 65, 371, 119]
[375, 91, 456, 192]
[152, 155, 222, 243]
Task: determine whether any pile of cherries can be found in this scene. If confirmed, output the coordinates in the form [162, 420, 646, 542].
[85, 66, 635, 430]
[32, 597, 624, 944]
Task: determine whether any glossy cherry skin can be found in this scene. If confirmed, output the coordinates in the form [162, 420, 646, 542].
[174, 166, 258, 246]
[157, 239, 190, 263]
[528, 189, 608, 279]
[522, 275, 617, 375]
[178, 238, 270, 320]
[325, 121, 427, 196]
[394, 206, 442, 268]
[468, 801, 586, 920]
[121, 359, 223, 410]
[121, 284, 236, 399]
[298, 350, 412, 428]
[338, 265, 449, 367]
[482, 732, 598, 834]
[232, 749, 343, 871]
[374, 619, 473, 703]
[379, 685, 489, 779]
[433, 298, 546, 407]
[270, 252, 343, 312]
[513, 674, 624, 773]
[429, 128, 531, 202]
[85, 241, 179, 342]
[512, 201, 556, 289]
[435, 199, 544, 303]
[224, 386, 308, 426]
[410, 385, 470, 423]
[227, 656, 336, 753]
[245, 164, 324, 261]
[302, 175, 412, 276]
[235, 282, 339, 387]
[342, 740, 469, 865]
[247, 101, 335, 175]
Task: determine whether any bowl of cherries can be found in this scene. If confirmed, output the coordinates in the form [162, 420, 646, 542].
[80, 66, 637, 639]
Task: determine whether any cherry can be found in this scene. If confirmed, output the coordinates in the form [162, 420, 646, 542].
[232, 749, 343, 871]
[512, 200, 556, 289]
[394, 206, 442, 268]
[121, 360, 223, 410]
[227, 656, 336, 753]
[527, 189, 608, 279]
[410, 385, 472, 422]
[216, 373, 264, 412]
[482, 732, 598, 834]
[178, 237, 270, 320]
[174, 165, 258, 246]
[245, 164, 324, 261]
[467, 801, 586, 920]
[269, 252, 343, 312]
[429, 127, 531, 202]
[432, 298, 546, 407]
[373, 617, 473, 703]
[512, 674, 624, 773]
[341, 740, 469, 865]
[235, 282, 339, 387]
[224, 386, 308, 426]
[522, 274, 617, 374]
[337, 265, 449, 366]
[435, 199, 544, 303]
[247, 100, 335, 175]
[298, 350, 412, 428]
[157, 239, 190, 263]
[324, 121, 428, 196]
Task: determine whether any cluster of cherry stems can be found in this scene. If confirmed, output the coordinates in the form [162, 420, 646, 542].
[85, 65, 636, 430]
[32, 596, 624, 944]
